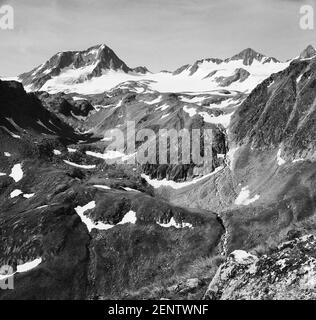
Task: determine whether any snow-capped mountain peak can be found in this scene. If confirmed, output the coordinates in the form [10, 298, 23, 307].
[227, 47, 279, 65]
[18, 44, 150, 91]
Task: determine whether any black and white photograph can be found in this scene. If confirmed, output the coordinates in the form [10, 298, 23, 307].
[0, 0, 316, 307]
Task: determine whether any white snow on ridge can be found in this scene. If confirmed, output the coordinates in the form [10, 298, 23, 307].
[86, 150, 136, 162]
[199, 111, 233, 128]
[296, 74, 303, 84]
[226, 146, 239, 171]
[93, 185, 111, 190]
[157, 217, 193, 229]
[9, 164, 23, 182]
[0, 173, 6, 177]
[183, 105, 197, 117]
[4, 152, 11, 157]
[180, 95, 208, 105]
[123, 187, 140, 192]
[230, 250, 258, 265]
[161, 113, 170, 119]
[75, 201, 111, 232]
[63, 160, 96, 169]
[145, 96, 162, 105]
[156, 103, 169, 111]
[86, 150, 125, 160]
[23, 193, 35, 199]
[17, 258, 42, 273]
[235, 186, 260, 206]
[75, 202, 137, 232]
[0, 258, 42, 280]
[72, 96, 86, 101]
[10, 189, 23, 198]
[141, 166, 224, 190]
[118, 210, 137, 225]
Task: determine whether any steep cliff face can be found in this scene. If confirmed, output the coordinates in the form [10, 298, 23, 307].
[230, 57, 316, 160]
[0, 80, 82, 143]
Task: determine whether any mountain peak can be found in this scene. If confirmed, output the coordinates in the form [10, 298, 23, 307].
[299, 45, 316, 59]
[18, 43, 141, 89]
[228, 48, 279, 65]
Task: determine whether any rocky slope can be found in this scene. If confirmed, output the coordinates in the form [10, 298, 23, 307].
[204, 234, 316, 300]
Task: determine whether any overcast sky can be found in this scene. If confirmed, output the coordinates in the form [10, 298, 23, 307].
[0, 0, 315, 76]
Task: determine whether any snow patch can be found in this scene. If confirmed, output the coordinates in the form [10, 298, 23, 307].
[53, 149, 62, 155]
[0, 258, 42, 280]
[10, 189, 23, 198]
[118, 210, 137, 225]
[199, 111, 233, 128]
[63, 160, 96, 169]
[141, 166, 224, 190]
[235, 186, 260, 205]
[156, 103, 169, 111]
[123, 187, 140, 192]
[23, 193, 35, 199]
[183, 105, 197, 117]
[230, 250, 258, 265]
[9, 164, 23, 182]
[277, 148, 286, 166]
[72, 96, 86, 101]
[145, 96, 162, 105]
[296, 74, 303, 83]
[17, 258, 42, 273]
[93, 185, 111, 190]
[157, 217, 193, 229]
[75, 202, 137, 232]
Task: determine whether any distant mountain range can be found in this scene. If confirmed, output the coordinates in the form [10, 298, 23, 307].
[15, 44, 316, 95]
